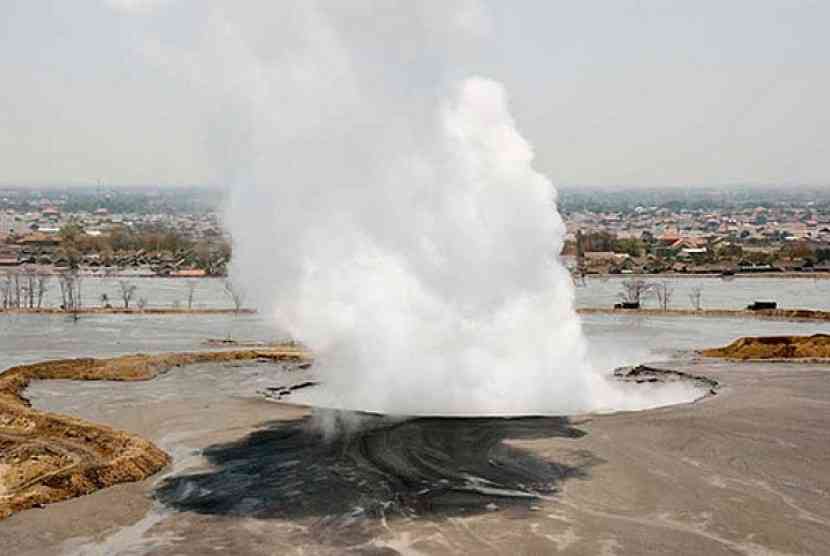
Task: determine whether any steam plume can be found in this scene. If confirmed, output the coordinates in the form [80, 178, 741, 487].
[127, 2, 699, 415]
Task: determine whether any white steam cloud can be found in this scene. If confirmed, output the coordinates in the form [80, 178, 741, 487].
[125, 2, 702, 415]
[239, 75, 597, 415]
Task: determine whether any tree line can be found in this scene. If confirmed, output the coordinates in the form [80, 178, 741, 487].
[617, 277, 703, 311]
[4, 224, 232, 275]
[1, 267, 247, 314]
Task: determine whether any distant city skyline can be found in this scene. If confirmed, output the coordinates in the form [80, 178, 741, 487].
[1, 1, 828, 188]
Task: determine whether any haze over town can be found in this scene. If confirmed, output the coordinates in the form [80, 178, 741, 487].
[1, 1, 829, 188]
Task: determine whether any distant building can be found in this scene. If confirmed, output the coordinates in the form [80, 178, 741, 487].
[41, 207, 61, 220]
[583, 251, 619, 263]
[0, 211, 20, 235]
[658, 229, 681, 245]
[18, 232, 62, 248]
[0, 245, 20, 266]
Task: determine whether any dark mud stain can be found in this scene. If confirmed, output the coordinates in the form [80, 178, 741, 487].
[614, 364, 719, 395]
[154, 411, 595, 531]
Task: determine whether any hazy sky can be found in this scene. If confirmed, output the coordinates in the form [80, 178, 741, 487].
[1, 0, 828, 188]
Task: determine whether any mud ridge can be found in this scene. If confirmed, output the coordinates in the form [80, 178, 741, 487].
[0, 346, 309, 519]
[701, 334, 830, 360]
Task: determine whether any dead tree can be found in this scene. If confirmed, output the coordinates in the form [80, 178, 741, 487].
[17, 267, 49, 310]
[689, 286, 703, 311]
[12, 271, 22, 309]
[224, 279, 246, 313]
[117, 280, 138, 309]
[618, 278, 653, 305]
[57, 275, 68, 310]
[21, 267, 37, 308]
[76, 273, 83, 311]
[17, 267, 49, 309]
[2, 270, 25, 309]
[185, 279, 198, 310]
[57, 271, 83, 316]
[653, 280, 675, 311]
[1, 271, 14, 309]
[35, 271, 50, 309]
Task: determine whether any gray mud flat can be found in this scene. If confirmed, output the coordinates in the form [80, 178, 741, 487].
[2, 358, 830, 555]
[154, 414, 593, 526]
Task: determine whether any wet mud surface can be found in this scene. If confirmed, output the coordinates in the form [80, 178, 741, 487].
[155, 412, 596, 525]
[4, 313, 830, 554]
[0, 349, 307, 519]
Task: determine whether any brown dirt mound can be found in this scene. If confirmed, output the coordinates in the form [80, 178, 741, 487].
[701, 334, 830, 360]
[0, 346, 309, 519]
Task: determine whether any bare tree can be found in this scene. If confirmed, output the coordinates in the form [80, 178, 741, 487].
[11, 271, 22, 309]
[1, 271, 14, 309]
[689, 285, 703, 311]
[653, 280, 675, 311]
[35, 271, 50, 309]
[1, 270, 30, 309]
[21, 267, 37, 308]
[185, 279, 198, 310]
[117, 280, 138, 309]
[57, 271, 83, 317]
[224, 279, 246, 313]
[76, 273, 83, 312]
[618, 278, 653, 305]
[57, 274, 69, 310]
[2, 268, 49, 310]
[137, 297, 148, 311]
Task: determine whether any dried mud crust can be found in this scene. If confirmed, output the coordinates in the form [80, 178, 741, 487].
[0, 346, 309, 519]
[614, 365, 719, 396]
[701, 334, 830, 360]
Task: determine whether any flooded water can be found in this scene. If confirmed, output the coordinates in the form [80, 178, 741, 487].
[8, 300, 830, 555]
[4, 275, 830, 372]
[10, 275, 830, 312]
[19, 276, 230, 310]
[0, 313, 284, 369]
[575, 275, 830, 310]
[3, 309, 829, 374]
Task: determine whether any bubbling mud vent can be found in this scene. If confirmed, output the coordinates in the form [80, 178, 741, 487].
[153, 365, 715, 544]
[154, 411, 597, 539]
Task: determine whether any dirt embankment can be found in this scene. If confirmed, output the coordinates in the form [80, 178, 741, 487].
[701, 334, 830, 360]
[578, 307, 830, 322]
[0, 346, 309, 520]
